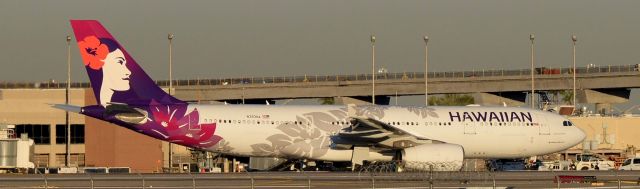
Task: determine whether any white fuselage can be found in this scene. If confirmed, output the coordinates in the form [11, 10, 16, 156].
[187, 104, 585, 162]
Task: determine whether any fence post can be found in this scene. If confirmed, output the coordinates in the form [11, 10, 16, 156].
[429, 165, 434, 189]
[492, 173, 496, 189]
[250, 174, 255, 189]
[371, 174, 375, 189]
[556, 175, 560, 189]
[90, 174, 94, 189]
[308, 175, 311, 189]
[43, 174, 48, 189]
[140, 173, 146, 189]
[618, 178, 621, 189]
[192, 174, 197, 189]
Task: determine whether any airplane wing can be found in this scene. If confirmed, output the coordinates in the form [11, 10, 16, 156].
[348, 116, 429, 140]
[332, 104, 438, 149]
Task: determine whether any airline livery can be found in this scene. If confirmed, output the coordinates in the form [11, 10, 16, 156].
[56, 20, 586, 171]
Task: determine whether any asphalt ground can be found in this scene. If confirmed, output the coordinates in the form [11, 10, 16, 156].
[1, 171, 640, 189]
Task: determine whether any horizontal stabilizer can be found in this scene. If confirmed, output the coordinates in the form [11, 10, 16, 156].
[51, 104, 82, 113]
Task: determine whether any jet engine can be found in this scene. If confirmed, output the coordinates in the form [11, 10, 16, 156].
[400, 144, 464, 171]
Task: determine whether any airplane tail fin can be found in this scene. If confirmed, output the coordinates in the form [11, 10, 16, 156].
[70, 20, 182, 106]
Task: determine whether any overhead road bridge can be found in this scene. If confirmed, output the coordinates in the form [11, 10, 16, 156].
[170, 65, 639, 110]
[2, 65, 639, 112]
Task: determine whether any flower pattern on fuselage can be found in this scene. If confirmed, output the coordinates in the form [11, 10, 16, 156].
[139, 100, 222, 149]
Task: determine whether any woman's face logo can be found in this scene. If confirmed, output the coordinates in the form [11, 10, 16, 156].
[102, 49, 131, 91]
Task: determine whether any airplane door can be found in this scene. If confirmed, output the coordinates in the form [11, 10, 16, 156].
[538, 113, 550, 135]
[188, 113, 201, 130]
[464, 122, 476, 135]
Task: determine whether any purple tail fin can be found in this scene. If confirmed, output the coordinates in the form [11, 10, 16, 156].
[70, 20, 182, 106]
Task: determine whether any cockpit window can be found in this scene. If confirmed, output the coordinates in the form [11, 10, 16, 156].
[562, 121, 574, 126]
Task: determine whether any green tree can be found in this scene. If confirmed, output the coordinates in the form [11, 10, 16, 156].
[559, 90, 573, 105]
[428, 94, 475, 106]
[318, 97, 335, 105]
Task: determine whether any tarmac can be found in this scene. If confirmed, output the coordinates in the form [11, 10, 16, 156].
[1, 171, 640, 189]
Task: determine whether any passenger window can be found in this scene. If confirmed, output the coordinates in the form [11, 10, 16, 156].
[634, 159, 640, 164]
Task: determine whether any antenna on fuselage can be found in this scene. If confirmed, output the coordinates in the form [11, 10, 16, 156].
[266, 100, 271, 105]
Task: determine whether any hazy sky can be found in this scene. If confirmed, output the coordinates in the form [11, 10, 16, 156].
[1, 0, 640, 107]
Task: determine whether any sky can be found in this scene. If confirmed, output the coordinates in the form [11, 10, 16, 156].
[1, 0, 640, 108]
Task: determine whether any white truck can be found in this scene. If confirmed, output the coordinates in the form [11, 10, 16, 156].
[538, 160, 572, 171]
[571, 154, 615, 171]
[618, 157, 640, 170]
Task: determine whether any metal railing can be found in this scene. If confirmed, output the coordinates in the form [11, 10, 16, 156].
[1, 64, 638, 89]
[0, 171, 639, 189]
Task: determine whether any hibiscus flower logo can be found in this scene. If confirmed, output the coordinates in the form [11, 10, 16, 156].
[140, 100, 223, 149]
[78, 36, 108, 70]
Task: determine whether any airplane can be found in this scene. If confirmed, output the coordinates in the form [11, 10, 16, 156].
[55, 20, 586, 171]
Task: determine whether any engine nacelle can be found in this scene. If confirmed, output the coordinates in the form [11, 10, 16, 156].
[400, 144, 464, 171]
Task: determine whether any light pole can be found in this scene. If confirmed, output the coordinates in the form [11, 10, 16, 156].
[168, 33, 174, 95]
[423, 35, 429, 106]
[530, 34, 535, 109]
[66, 35, 71, 167]
[370, 35, 376, 105]
[167, 33, 174, 173]
[572, 35, 577, 107]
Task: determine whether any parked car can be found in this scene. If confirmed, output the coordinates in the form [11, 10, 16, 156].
[619, 157, 640, 170]
[571, 153, 615, 171]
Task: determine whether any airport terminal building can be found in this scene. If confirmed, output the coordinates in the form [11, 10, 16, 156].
[0, 88, 193, 173]
[2, 87, 640, 172]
